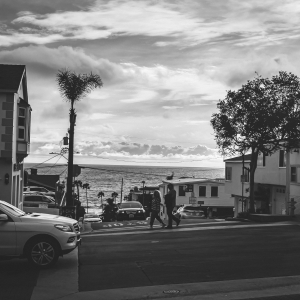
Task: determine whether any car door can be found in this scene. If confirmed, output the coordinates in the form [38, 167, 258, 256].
[0, 209, 16, 256]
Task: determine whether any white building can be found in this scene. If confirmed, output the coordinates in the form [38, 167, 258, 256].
[224, 149, 300, 217]
[159, 178, 234, 217]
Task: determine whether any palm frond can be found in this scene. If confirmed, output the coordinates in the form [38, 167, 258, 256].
[56, 69, 103, 105]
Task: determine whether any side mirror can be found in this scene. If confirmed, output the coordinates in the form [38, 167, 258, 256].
[0, 214, 9, 221]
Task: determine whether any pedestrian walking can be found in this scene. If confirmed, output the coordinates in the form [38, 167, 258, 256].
[164, 183, 180, 229]
[150, 190, 166, 229]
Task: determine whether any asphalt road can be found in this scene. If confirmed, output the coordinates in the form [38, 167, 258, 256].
[79, 223, 300, 292]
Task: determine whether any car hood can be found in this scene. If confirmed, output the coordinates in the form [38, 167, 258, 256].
[21, 213, 77, 225]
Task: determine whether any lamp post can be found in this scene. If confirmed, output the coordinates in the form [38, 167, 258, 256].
[142, 181, 145, 206]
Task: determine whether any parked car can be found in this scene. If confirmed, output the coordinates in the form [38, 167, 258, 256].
[174, 205, 205, 219]
[0, 200, 81, 268]
[116, 201, 146, 221]
[23, 186, 55, 198]
[23, 192, 58, 208]
[82, 213, 102, 223]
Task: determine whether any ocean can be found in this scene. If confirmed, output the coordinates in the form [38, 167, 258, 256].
[25, 164, 225, 208]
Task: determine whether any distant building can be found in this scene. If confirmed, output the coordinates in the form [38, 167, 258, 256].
[159, 178, 234, 217]
[0, 64, 31, 208]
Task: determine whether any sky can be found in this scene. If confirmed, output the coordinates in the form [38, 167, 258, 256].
[1, 0, 300, 168]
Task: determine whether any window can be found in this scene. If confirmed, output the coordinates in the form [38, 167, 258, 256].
[225, 167, 232, 180]
[179, 186, 186, 196]
[291, 167, 297, 183]
[18, 107, 26, 140]
[257, 153, 267, 167]
[211, 186, 218, 197]
[241, 169, 249, 182]
[199, 186, 206, 197]
[279, 150, 286, 167]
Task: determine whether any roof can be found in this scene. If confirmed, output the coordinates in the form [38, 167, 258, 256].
[224, 154, 252, 162]
[0, 64, 26, 92]
[161, 178, 225, 185]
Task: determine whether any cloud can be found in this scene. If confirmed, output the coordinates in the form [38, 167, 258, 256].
[0, 0, 299, 51]
[30, 139, 218, 160]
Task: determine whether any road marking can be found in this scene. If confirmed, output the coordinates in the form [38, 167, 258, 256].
[82, 222, 294, 238]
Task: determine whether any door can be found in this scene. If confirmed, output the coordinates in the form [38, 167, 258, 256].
[0, 210, 16, 256]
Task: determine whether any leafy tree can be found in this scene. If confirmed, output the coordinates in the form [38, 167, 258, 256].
[211, 72, 300, 212]
[56, 69, 102, 206]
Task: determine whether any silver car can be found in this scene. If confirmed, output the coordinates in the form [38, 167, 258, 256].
[0, 200, 81, 268]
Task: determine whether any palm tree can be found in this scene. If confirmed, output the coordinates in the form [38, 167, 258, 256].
[97, 191, 104, 208]
[82, 183, 90, 213]
[111, 192, 118, 203]
[74, 180, 82, 202]
[56, 69, 102, 206]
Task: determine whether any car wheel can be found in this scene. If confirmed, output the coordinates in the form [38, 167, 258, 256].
[27, 238, 59, 268]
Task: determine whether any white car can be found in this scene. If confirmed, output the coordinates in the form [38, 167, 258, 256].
[83, 213, 102, 223]
[175, 205, 206, 219]
[0, 200, 81, 268]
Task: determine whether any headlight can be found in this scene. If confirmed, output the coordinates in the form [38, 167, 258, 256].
[54, 224, 73, 232]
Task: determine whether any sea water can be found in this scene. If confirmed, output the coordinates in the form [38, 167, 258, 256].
[25, 164, 225, 208]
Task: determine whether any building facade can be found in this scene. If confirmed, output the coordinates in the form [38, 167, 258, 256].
[0, 64, 31, 208]
[159, 178, 234, 217]
[225, 150, 300, 216]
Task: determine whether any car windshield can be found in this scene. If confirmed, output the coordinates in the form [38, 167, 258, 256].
[184, 206, 203, 211]
[85, 214, 99, 218]
[0, 201, 26, 217]
[120, 203, 142, 209]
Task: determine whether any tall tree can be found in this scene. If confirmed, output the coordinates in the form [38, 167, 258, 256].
[211, 72, 300, 212]
[56, 69, 102, 206]
[97, 191, 104, 207]
[82, 183, 90, 213]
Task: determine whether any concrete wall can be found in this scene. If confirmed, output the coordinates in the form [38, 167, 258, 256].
[255, 152, 286, 185]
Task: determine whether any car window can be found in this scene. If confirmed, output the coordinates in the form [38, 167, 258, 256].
[25, 196, 41, 202]
[0, 202, 26, 217]
[120, 203, 142, 209]
[184, 206, 203, 211]
[42, 197, 52, 203]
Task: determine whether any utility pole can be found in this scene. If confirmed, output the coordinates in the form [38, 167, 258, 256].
[120, 178, 123, 203]
[285, 150, 290, 215]
[142, 180, 145, 206]
[67, 108, 76, 206]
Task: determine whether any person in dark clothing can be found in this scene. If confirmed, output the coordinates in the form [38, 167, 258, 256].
[150, 190, 166, 229]
[103, 198, 117, 221]
[76, 201, 86, 220]
[164, 183, 180, 229]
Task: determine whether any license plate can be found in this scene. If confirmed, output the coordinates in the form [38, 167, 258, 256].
[196, 213, 199, 216]
[129, 214, 134, 218]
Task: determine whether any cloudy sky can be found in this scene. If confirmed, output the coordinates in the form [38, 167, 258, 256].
[1, 0, 299, 167]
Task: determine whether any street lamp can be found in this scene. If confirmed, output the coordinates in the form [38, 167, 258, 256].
[141, 181, 145, 206]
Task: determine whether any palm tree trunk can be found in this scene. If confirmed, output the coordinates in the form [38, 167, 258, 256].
[67, 107, 75, 206]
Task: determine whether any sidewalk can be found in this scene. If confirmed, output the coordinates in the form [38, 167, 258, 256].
[30, 219, 300, 300]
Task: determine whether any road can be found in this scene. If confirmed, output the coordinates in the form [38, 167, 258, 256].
[79, 221, 300, 295]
